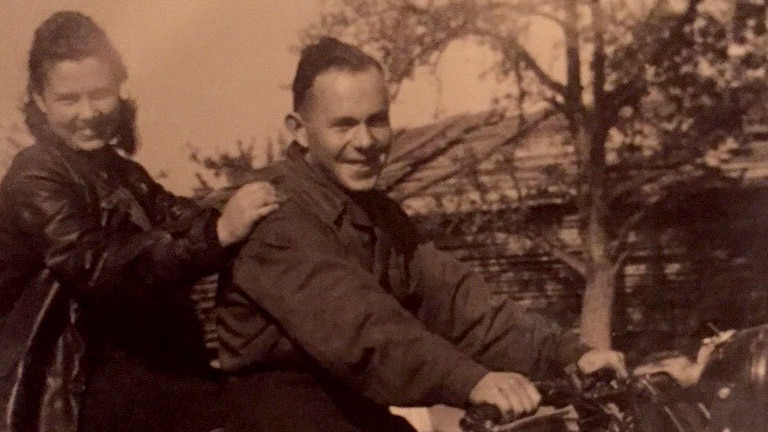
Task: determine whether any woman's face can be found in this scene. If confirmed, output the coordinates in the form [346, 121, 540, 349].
[33, 56, 121, 151]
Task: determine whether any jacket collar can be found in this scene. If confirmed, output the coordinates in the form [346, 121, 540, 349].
[38, 136, 118, 173]
[284, 142, 373, 228]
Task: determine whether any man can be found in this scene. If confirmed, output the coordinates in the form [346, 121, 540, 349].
[217, 37, 625, 432]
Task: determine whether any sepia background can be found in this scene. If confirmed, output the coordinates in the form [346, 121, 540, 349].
[0, 0, 518, 194]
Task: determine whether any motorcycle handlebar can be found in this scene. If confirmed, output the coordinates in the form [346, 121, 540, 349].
[460, 369, 676, 432]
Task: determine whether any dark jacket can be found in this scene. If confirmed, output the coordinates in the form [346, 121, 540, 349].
[0, 138, 226, 432]
[217, 145, 589, 408]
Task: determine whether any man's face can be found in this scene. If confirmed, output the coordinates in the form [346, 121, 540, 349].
[33, 56, 121, 151]
[294, 67, 392, 192]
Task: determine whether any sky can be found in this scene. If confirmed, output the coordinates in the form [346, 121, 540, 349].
[0, 1, 535, 194]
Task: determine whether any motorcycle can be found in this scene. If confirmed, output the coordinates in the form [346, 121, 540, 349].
[460, 324, 768, 432]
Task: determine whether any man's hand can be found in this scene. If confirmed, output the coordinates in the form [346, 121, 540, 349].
[576, 349, 628, 378]
[468, 372, 541, 419]
[216, 182, 283, 247]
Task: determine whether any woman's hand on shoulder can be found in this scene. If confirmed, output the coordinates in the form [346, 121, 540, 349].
[216, 181, 284, 247]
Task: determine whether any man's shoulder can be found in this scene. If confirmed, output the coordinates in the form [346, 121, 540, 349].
[247, 161, 289, 182]
[228, 161, 289, 186]
[200, 161, 290, 210]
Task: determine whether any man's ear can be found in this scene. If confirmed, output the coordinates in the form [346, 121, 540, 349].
[285, 112, 308, 149]
[32, 91, 48, 114]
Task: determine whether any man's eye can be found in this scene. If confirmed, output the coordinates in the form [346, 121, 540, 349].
[333, 124, 356, 133]
[368, 118, 390, 128]
[56, 95, 79, 105]
[367, 114, 390, 128]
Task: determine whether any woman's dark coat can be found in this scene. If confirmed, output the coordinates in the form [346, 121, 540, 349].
[0, 138, 226, 432]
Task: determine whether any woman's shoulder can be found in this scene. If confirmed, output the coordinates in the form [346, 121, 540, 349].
[9, 141, 56, 163]
[2, 142, 66, 182]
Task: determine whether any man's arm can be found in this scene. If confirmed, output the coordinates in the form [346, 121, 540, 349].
[229, 202, 489, 407]
[407, 242, 626, 417]
[408, 242, 589, 379]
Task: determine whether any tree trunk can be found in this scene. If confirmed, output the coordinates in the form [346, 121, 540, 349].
[580, 209, 615, 348]
[578, 0, 614, 349]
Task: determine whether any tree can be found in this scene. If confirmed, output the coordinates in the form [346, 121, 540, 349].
[299, 0, 768, 348]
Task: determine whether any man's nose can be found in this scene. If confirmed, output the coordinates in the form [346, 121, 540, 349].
[75, 98, 100, 120]
[352, 125, 377, 150]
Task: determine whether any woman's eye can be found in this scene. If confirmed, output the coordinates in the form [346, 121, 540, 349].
[90, 88, 115, 101]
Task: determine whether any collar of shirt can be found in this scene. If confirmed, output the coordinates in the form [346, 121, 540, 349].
[284, 142, 374, 230]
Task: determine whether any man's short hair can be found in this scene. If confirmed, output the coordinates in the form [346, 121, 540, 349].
[291, 37, 383, 112]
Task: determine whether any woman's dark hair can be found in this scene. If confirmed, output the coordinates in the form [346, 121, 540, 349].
[23, 10, 137, 154]
[292, 37, 383, 112]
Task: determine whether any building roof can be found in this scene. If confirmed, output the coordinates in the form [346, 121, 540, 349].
[382, 111, 768, 216]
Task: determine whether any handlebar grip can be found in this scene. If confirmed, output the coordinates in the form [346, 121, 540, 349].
[461, 378, 577, 429]
[460, 370, 627, 431]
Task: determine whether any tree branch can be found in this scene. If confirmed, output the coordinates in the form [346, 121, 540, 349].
[610, 207, 647, 258]
[521, 227, 588, 277]
[549, 244, 588, 278]
[475, 28, 568, 99]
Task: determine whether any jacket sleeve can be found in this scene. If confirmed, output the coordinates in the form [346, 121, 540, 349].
[231, 203, 489, 408]
[4, 150, 225, 301]
[409, 242, 591, 379]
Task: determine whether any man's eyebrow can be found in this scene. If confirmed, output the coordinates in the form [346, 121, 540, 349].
[330, 116, 360, 127]
[368, 110, 390, 121]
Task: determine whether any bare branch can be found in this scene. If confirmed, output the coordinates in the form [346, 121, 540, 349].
[610, 208, 647, 257]
[497, 36, 568, 98]
[549, 244, 588, 277]
[520, 227, 588, 277]
[611, 249, 631, 277]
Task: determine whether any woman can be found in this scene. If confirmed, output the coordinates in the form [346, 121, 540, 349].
[0, 11, 279, 432]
